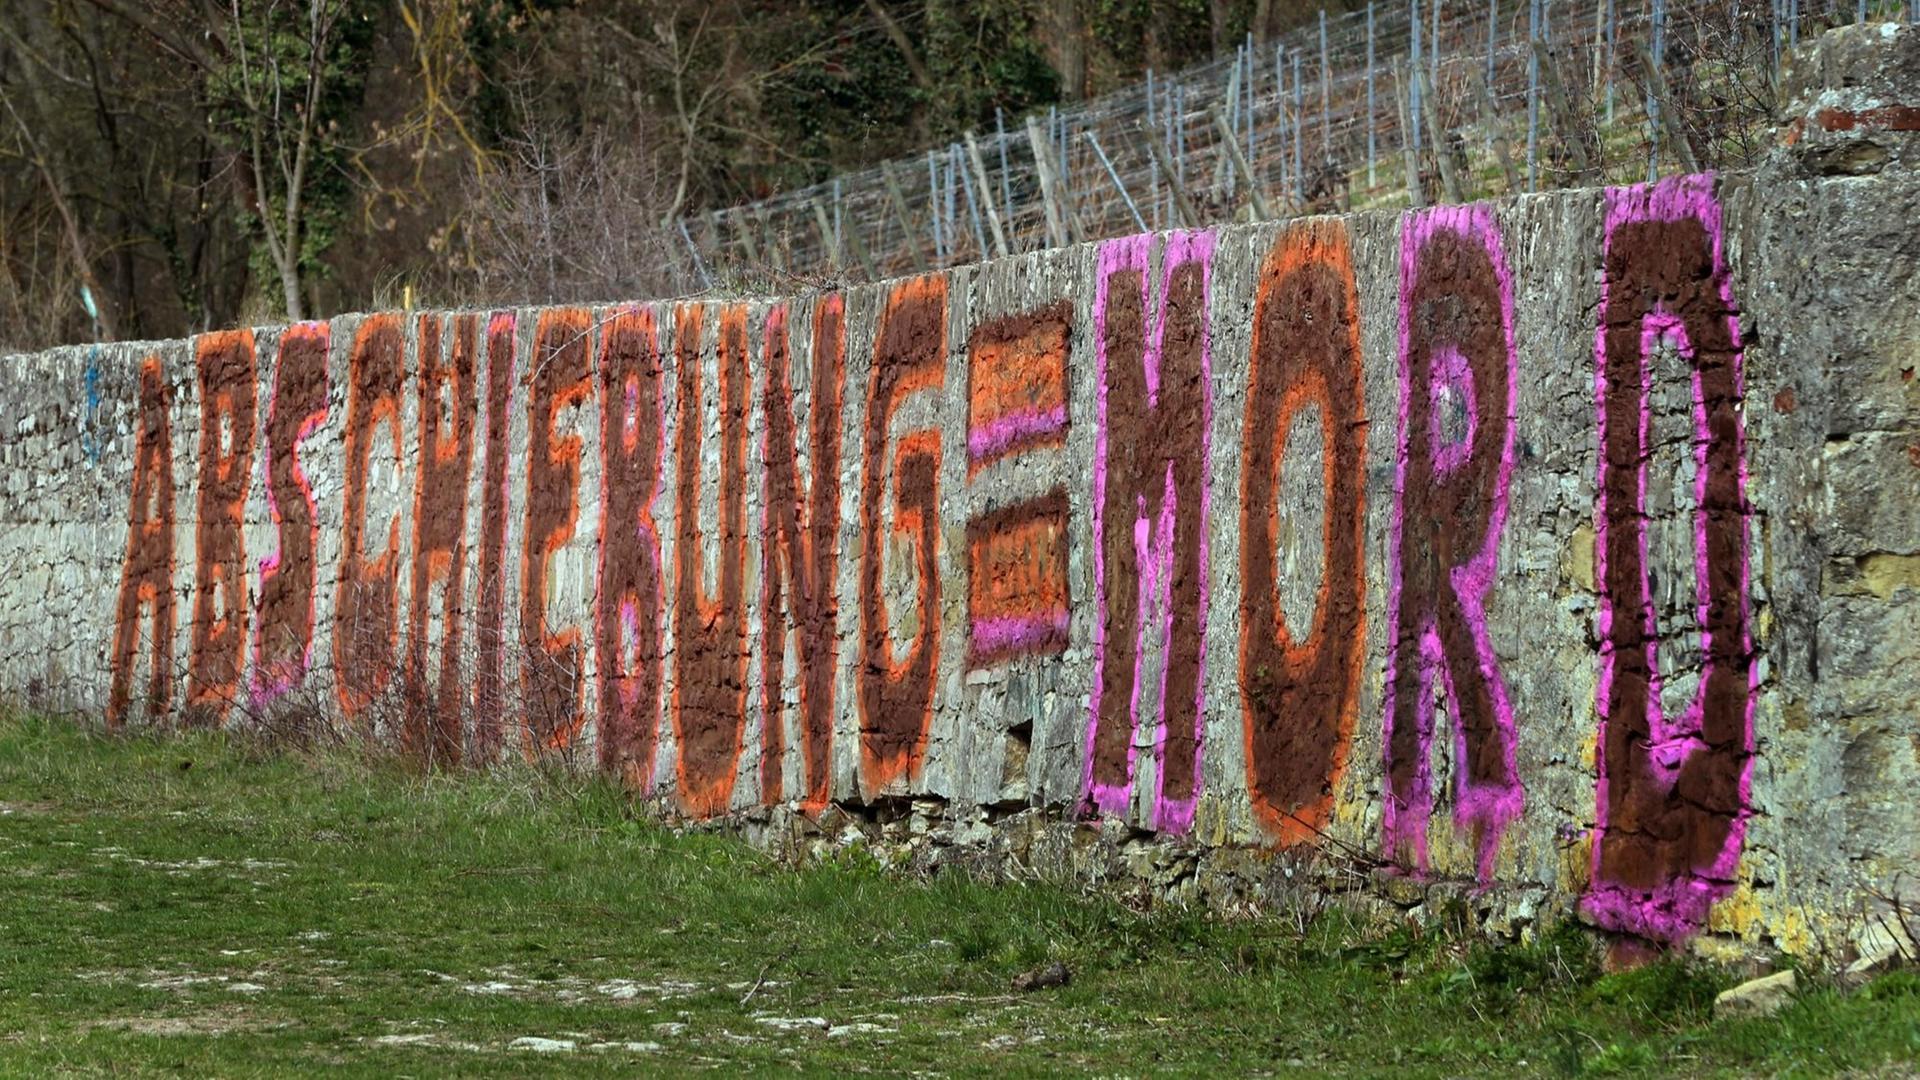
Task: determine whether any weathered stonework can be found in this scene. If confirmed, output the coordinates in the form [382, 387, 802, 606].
[1, 23, 1915, 965]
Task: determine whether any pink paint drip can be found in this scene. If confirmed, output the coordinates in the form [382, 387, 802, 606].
[1384, 204, 1523, 881]
[1584, 173, 1754, 944]
[1086, 230, 1212, 835]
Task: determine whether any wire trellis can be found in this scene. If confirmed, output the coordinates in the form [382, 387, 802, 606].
[672, 0, 1912, 290]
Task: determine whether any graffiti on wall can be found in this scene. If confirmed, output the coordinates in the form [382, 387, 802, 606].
[1384, 204, 1523, 880]
[1239, 222, 1368, 846]
[93, 175, 1766, 946]
[965, 301, 1074, 668]
[521, 308, 592, 751]
[760, 298, 845, 809]
[335, 315, 406, 719]
[253, 323, 329, 705]
[595, 305, 666, 785]
[1086, 232, 1213, 834]
[1584, 174, 1754, 944]
[474, 312, 518, 760]
[107, 355, 176, 728]
[404, 313, 480, 764]
[859, 277, 946, 795]
[673, 305, 753, 817]
[187, 330, 257, 725]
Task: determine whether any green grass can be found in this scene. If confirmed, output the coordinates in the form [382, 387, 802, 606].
[0, 713, 1914, 1076]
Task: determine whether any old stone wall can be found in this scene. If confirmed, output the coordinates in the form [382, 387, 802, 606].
[3, 24, 1915, 963]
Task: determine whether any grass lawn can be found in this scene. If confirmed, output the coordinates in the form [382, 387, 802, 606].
[0, 713, 1915, 1077]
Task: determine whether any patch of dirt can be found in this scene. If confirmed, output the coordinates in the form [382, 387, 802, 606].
[92, 850, 291, 876]
[86, 1009, 274, 1037]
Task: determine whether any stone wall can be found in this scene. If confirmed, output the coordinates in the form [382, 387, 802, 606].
[3, 24, 1915, 962]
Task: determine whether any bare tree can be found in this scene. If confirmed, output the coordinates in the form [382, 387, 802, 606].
[226, 0, 353, 321]
[456, 90, 678, 307]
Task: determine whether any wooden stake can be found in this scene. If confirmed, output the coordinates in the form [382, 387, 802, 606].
[1635, 44, 1699, 172]
[1475, 71, 1522, 193]
[879, 161, 931, 270]
[1533, 41, 1595, 181]
[963, 131, 1011, 258]
[1140, 121, 1202, 228]
[1024, 115, 1075, 246]
[1210, 106, 1273, 220]
[1394, 63, 1425, 208]
[809, 200, 841, 271]
[1417, 68, 1463, 203]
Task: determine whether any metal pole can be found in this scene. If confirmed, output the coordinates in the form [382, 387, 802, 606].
[945, 144, 959, 258]
[678, 219, 712, 287]
[1606, 0, 1617, 124]
[1247, 34, 1257, 165]
[1527, 0, 1541, 190]
[1411, 0, 1424, 154]
[995, 107, 1013, 234]
[954, 143, 987, 260]
[1167, 84, 1182, 189]
[1276, 44, 1290, 199]
[1431, 0, 1442, 91]
[926, 151, 944, 262]
[1394, 62, 1425, 207]
[1223, 48, 1244, 199]
[1086, 131, 1150, 232]
[1320, 9, 1332, 147]
[1147, 70, 1161, 227]
[1651, 0, 1665, 181]
[1489, 0, 1499, 84]
[1368, 2, 1378, 187]
[1292, 50, 1304, 199]
[1063, 110, 1076, 223]
[1771, 0, 1781, 76]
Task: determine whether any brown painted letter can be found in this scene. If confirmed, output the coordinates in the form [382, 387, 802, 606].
[107, 356, 176, 727]
[858, 278, 945, 793]
[405, 313, 479, 764]
[1239, 224, 1367, 845]
[760, 298, 844, 808]
[334, 315, 405, 718]
[672, 305, 752, 817]
[474, 313, 517, 761]
[522, 308, 592, 751]
[252, 324, 328, 702]
[187, 330, 257, 724]
[596, 306, 666, 784]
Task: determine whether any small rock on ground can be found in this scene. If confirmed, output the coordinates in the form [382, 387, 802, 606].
[1714, 969, 1797, 1021]
[1013, 962, 1071, 993]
